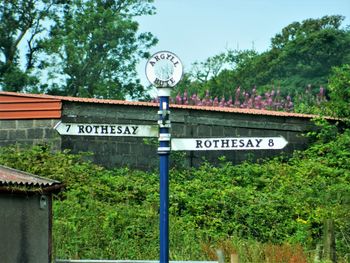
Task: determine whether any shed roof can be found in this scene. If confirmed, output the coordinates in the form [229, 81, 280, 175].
[0, 165, 62, 192]
[0, 91, 322, 119]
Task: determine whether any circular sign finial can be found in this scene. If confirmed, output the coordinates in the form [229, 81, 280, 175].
[145, 51, 183, 88]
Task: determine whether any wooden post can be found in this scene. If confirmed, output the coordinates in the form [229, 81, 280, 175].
[314, 243, 321, 263]
[230, 253, 239, 263]
[323, 219, 336, 263]
[216, 249, 225, 263]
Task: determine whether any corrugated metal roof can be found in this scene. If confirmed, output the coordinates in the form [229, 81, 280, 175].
[0, 165, 61, 189]
[0, 91, 324, 119]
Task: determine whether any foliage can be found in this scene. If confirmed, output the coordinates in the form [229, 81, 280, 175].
[0, 0, 65, 91]
[40, 0, 157, 99]
[173, 49, 259, 98]
[0, 131, 349, 261]
[270, 15, 350, 83]
[0, 0, 157, 100]
[175, 15, 350, 103]
[327, 64, 350, 119]
[203, 240, 309, 263]
[243, 15, 350, 93]
[155, 85, 329, 114]
[165, 86, 294, 111]
[292, 85, 330, 115]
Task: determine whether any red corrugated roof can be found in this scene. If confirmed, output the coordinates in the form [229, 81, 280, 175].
[0, 165, 62, 189]
[0, 91, 324, 119]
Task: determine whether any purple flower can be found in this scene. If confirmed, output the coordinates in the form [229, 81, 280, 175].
[176, 92, 182, 104]
[219, 96, 226, 107]
[213, 96, 219, 107]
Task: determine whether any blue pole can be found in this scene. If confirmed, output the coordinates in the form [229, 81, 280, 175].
[158, 95, 170, 263]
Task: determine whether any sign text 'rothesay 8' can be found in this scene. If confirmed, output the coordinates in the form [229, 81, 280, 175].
[171, 137, 288, 151]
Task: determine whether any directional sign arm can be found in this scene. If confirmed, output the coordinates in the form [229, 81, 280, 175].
[55, 122, 158, 137]
[171, 137, 288, 151]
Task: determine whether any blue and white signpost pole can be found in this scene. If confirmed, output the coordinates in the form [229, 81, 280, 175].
[146, 51, 183, 263]
[158, 92, 171, 263]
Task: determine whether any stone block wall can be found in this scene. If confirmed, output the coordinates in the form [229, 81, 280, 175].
[171, 108, 313, 167]
[61, 102, 158, 170]
[0, 119, 61, 150]
[60, 101, 315, 170]
[0, 100, 318, 170]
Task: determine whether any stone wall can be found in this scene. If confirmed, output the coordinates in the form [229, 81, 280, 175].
[171, 107, 314, 168]
[61, 102, 158, 170]
[0, 119, 61, 150]
[0, 101, 318, 170]
[60, 101, 315, 170]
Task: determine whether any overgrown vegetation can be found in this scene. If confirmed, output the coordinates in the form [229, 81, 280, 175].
[1, 11, 349, 261]
[173, 15, 350, 114]
[0, 0, 157, 99]
[0, 128, 349, 262]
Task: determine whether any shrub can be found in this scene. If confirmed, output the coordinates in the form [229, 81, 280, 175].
[0, 132, 349, 261]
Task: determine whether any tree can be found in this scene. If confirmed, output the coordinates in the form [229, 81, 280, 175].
[0, 0, 64, 91]
[270, 15, 350, 90]
[271, 15, 345, 49]
[173, 49, 259, 98]
[177, 15, 350, 101]
[229, 15, 350, 94]
[44, 0, 157, 99]
[173, 52, 230, 97]
[328, 64, 350, 118]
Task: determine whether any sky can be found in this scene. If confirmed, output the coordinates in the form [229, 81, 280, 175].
[136, 0, 350, 87]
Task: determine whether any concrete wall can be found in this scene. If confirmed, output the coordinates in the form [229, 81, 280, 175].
[0, 193, 52, 263]
[0, 101, 317, 170]
[60, 102, 315, 170]
[0, 119, 61, 150]
[172, 107, 313, 168]
[61, 102, 158, 170]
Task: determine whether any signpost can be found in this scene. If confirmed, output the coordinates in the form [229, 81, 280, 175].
[146, 51, 183, 263]
[55, 122, 158, 137]
[145, 51, 288, 263]
[55, 50, 289, 263]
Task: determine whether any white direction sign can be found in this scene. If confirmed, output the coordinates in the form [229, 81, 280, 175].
[171, 137, 288, 151]
[55, 122, 158, 137]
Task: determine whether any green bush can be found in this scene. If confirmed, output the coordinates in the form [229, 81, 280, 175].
[328, 64, 350, 118]
[0, 131, 349, 261]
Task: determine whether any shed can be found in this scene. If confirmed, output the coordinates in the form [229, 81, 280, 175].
[0, 165, 63, 263]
